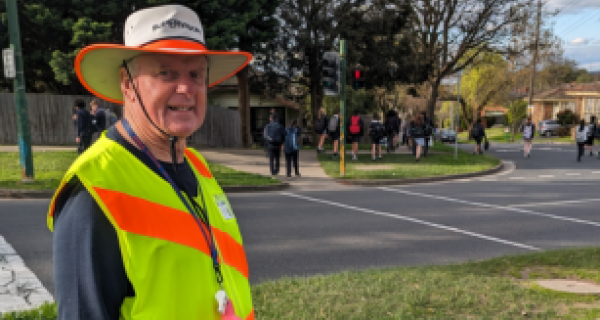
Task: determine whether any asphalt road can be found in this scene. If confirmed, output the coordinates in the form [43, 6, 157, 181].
[1, 142, 599, 298]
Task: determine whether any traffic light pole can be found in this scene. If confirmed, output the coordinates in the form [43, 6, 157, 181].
[339, 40, 347, 177]
[7, 0, 34, 181]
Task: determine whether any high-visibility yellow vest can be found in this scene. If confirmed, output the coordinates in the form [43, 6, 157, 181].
[47, 136, 254, 319]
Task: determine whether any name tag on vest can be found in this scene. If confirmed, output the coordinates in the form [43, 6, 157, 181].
[214, 194, 235, 220]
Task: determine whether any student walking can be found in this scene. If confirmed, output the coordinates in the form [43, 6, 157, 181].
[74, 99, 93, 154]
[384, 110, 400, 153]
[314, 108, 328, 153]
[421, 112, 434, 156]
[586, 116, 597, 157]
[348, 109, 364, 160]
[411, 114, 427, 161]
[523, 116, 535, 158]
[470, 118, 486, 155]
[369, 113, 385, 160]
[284, 120, 302, 177]
[400, 117, 408, 146]
[329, 108, 341, 158]
[264, 114, 285, 175]
[576, 119, 589, 162]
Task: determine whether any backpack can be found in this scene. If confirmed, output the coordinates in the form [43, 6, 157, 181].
[349, 115, 361, 134]
[328, 115, 338, 132]
[284, 127, 300, 152]
[470, 125, 480, 138]
[588, 124, 596, 138]
[576, 127, 588, 143]
[266, 122, 283, 144]
[372, 121, 385, 140]
[410, 125, 425, 137]
[314, 116, 325, 133]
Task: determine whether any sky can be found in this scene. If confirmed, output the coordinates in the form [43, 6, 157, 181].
[548, 0, 600, 71]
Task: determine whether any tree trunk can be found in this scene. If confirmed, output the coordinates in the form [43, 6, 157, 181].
[426, 80, 440, 119]
[236, 66, 251, 148]
[310, 51, 322, 147]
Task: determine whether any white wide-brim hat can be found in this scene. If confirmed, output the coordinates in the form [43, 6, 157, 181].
[75, 4, 252, 104]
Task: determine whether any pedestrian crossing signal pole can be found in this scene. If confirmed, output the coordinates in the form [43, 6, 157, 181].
[339, 40, 347, 177]
[6, 0, 34, 181]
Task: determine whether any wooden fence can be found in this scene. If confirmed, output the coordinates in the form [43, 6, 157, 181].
[0, 93, 241, 147]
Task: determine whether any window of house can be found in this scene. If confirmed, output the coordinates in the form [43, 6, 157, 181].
[584, 98, 600, 122]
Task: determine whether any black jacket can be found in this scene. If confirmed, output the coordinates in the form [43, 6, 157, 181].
[76, 108, 93, 137]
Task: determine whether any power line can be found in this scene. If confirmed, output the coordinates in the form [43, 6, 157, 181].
[556, 7, 600, 36]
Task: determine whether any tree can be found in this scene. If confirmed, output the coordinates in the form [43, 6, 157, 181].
[459, 52, 512, 128]
[2, 0, 262, 95]
[405, 0, 536, 119]
[234, 0, 280, 148]
[507, 99, 527, 141]
[576, 71, 594, 84]
[276, 0, 366, 145]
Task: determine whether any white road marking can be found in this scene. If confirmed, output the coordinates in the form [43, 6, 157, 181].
[379, 187, 600, 228]
[281, 192, 541, 251]
[0, 236, 54, 312]
[593, 171, 600, 174]
[566, 173, 581, 176]
[510, 177, 524, 180]
[511, 198, 600, 208]
[539, 175, 555, 178]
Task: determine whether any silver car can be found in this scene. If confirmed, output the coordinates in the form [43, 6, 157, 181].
[538, 120, 560, 137]
[435, 129, 457, 143]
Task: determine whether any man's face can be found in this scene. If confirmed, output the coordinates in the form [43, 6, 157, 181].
[90, 103, 98, 113]
[124, 53, 208, 137]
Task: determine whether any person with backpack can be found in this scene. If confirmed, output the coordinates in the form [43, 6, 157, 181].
[74, 99, 93, 154]
[90, 99, 108, 142]
[410, 114, 428, 161]
[369, 113, 385, 160]
[384, 110, 400, 153]
[328, 108, 341, 158]
[586, 116, 597, 157]
[522, 116, 535, 158]
[314, 108, 328, 153]
[263, 114, 285, 175]
[576, 119, 589, 162]
[421, 112, 434, 157]
[470, 118, 486, 155]
[347, 109, 364, 160]
[284, 119, 302, 177]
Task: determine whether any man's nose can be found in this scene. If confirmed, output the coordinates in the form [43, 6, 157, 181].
[175, 76, 198, 96]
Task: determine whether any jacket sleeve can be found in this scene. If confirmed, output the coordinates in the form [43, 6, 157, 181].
[263, 125, 268, 140]
[53, 181, 131, 320]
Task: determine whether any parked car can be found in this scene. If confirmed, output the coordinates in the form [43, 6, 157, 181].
[435, 129, 457, 143]
[538, 120, 560, 137]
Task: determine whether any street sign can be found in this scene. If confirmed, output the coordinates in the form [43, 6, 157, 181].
[3, 48, 16, 79]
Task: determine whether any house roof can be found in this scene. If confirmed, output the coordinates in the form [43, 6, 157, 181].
[532, 82, 600, 101]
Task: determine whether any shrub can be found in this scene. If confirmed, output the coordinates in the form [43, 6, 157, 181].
[556, 109, 578, 126]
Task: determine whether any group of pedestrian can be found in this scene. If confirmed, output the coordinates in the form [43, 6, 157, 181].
[403, 112, 435, 161]
[263, 113, 302, 177]
[72, 98, 117, 154]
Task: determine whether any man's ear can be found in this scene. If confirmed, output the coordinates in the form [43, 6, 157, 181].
[119, 68, 135, 102]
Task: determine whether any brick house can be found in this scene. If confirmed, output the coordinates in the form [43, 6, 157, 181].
[529, 82, 600, 125]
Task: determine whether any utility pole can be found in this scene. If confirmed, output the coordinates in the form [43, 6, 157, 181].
[6, 0, 34, 181]
[339, 40, 347, 177]
[527, 0, 542, 116]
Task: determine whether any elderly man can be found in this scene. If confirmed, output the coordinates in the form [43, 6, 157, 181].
[47, 5, 254, 320]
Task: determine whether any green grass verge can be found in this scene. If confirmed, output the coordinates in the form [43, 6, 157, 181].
[317, 143, 500, 179]
[8, 247, 600, 319]
[0, 151, 279, 190]
[458, 127, 574, 144]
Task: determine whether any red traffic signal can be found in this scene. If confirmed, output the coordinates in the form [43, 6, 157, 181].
[352, 68, 364, 89]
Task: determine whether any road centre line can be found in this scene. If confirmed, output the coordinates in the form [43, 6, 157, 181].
[539, 175, 555, 178]
[511, 198, 600, 208]
[280, 192, 541, 251]
[378, 187, 600, 228]
[593, 171, 600, 174]
[566, 173, 581, 176]
[509, 177, 524, 180]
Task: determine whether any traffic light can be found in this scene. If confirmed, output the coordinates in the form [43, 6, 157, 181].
[321, 51, 340, 96]
[352, 68, 365, 90]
